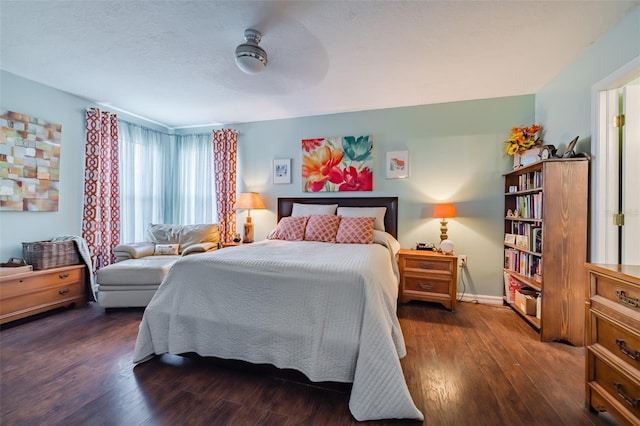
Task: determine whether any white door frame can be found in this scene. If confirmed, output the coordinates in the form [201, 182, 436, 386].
[590, 56, 640, 263]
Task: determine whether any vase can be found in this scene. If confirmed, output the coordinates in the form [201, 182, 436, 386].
[513, 147, 542, 168]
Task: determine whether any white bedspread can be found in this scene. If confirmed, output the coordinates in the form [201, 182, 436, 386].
[133, 238, 423, 421]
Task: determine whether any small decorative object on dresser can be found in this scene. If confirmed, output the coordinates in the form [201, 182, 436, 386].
[398, 249, 458, 311]
[585, 263, 640, 425]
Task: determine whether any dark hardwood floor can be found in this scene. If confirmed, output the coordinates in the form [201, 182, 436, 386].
[0, 301, 618, 425]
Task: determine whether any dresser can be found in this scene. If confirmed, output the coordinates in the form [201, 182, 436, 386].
[398, 249, 458, 311]
[0, 264, 86, 324]
[586, 263, 640, 425]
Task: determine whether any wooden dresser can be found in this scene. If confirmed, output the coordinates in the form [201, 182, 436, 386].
[0, 264, 86, 324]
[586, 263, 640, 425]
[398, 249, 458, 311]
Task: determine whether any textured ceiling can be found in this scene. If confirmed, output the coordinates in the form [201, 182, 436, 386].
[1, 1, 638, 128]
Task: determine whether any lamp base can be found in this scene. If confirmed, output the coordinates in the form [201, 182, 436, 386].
[439, 219, 449, 241]
[243, 217, 254, 243]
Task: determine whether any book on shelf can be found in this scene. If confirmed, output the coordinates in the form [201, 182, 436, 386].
[532, 228, 542, 253]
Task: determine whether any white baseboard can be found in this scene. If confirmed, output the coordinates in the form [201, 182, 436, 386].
[457, 293, 503, 305]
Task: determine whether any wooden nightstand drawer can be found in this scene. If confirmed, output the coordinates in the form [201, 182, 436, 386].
[591, 271, 640, 314]
[0, 281, 84, 317]
[589, 352, 640, 419]
[403, 275, 450, 295]
[1, 267, 82, 299]
[402, 257, 452, 274]
[591, 311, 640, 372]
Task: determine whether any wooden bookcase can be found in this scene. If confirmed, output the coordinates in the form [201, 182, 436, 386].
[502, 158, 588, 346]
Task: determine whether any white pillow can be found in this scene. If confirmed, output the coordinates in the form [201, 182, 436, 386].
[337, 207, 386, 231]
[373, 230, 401, 256]
[291, 203, 338, 217]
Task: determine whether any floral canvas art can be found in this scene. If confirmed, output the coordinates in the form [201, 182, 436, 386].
[301, 135, 373, 192]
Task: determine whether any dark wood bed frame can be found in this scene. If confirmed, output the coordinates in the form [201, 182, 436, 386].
[277, 197, 399, 239]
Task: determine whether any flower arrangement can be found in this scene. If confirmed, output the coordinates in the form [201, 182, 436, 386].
[505, 124, 543, 155]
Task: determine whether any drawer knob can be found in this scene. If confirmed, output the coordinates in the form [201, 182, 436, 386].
[418, 283, 434, 290]
[418, 262, 435, 269]
[616, 290, 640, 308]
[616, 339, 640, 361]
[58, 288, 70, 295]
[613, 382, 640, 408]
[58, 273, 70, 279]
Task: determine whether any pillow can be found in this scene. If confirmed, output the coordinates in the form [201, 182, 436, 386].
[336, 217, 375, 244]
[336, 207, 386, 231]
[291, 203, 338, 217]
[268, 216, 309, 241]
[373, 230, 401, 256]
[304, 215, 342, 243]
[153, 243, 180, 255]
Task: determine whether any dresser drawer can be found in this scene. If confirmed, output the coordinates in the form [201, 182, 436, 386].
[590, 353, 640, 419]
[0, 267, 83, 299]
[591, 311, 640, 372]
[591, 271, 640, 314]
[403, 275, 450, 295]
[0, 281, 84, 316]
[402, 256, 453, 274]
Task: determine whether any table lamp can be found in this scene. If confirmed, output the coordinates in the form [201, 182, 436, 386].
[433, 203, 456, 241]
[234, 192, 266, 243]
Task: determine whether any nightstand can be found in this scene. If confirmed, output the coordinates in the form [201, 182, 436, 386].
[221, 242, 242, 248]
[398, 249, 458, 311]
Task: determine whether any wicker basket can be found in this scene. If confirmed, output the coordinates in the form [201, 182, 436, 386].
[22, 240, 81, 270]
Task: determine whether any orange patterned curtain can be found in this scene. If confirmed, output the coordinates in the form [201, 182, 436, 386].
[82, 108, 120, 270]
[212, 129, 238, 243]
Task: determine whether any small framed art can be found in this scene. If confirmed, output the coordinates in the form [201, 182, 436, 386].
[273, 158, 291, 184]
[386, 150, 409, 179]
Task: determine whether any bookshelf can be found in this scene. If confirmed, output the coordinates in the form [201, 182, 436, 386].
[502, 158, 588, 346]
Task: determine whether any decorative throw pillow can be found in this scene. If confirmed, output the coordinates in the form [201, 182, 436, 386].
[291, 203, 338, 217]
[154, 244, 180, 255]
[268, 216, 309, 241]
[304, 215, 342, 243]
[336, 217, 376, 244]
[336, 207, 386, 231]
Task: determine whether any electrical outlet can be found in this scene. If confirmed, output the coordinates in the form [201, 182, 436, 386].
[458, 255, 467, 267]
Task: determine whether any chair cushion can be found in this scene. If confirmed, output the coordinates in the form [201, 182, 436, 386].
[96, 256, 179, 286]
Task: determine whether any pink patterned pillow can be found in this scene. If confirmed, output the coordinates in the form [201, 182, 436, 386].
[304, 215, 342, 243]
[336, 216, 376, 244]
[269, 216, 309, 241]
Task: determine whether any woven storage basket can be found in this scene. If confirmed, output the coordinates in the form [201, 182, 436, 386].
[22, 240, 81, 270]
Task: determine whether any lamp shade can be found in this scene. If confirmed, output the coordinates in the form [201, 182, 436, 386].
[234, 192, 266, 210]
[433, 203, 456, 219]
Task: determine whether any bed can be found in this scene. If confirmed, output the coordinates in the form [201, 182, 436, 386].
[133, 197, 423, 421]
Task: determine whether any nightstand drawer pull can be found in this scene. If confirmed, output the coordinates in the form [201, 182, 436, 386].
[614, 382, 640, 407]
[616, 290, 640, 308]
[418, 262, 435, 269]
[58, 273, 70, 279]
[58, 288, 70, 295]
[616, 339, 640, 360]
[418, 283, 434, 290]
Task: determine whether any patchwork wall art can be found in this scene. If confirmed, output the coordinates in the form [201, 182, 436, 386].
[0, 110, 62, 211]
[301, 135, 373, 192]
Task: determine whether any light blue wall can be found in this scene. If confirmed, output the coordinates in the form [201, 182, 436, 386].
[536, 6, 639, 153]
[0, 70, 169, 260]
[184, 95, 534, 300]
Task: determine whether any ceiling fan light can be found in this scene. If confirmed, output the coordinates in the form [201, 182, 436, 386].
[235, 29, 267, 74]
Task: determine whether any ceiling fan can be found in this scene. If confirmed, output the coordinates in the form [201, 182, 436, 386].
[234, 29, 268, 74]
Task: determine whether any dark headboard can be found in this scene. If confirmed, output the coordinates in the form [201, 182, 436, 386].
[277, 197, 399, 239]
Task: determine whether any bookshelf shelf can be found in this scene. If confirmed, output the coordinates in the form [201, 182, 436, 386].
[502, 159, 588, 346]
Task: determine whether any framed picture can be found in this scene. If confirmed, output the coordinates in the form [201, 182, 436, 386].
[386, 150, 409, 179]
[273, 158, 291, 184]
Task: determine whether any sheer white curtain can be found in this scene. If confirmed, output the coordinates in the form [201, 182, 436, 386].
[173, 133, 217, 224]
[119, 122, 172, 242]
[119, 123, 217, 243]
